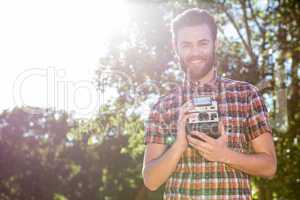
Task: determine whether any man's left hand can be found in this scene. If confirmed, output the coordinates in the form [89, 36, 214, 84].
[187, 121, 230, 162]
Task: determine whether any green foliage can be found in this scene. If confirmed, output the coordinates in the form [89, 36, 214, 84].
[0, 107, 146, 200]
[0, 1, 299, 200]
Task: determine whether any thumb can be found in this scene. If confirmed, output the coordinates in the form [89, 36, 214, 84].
[218, 120, 228, 142]
[218, 120, 225, 136]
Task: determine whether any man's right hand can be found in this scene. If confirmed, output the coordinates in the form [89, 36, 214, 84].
[174, 101, 194, 152]
[142, 100, 194, 191]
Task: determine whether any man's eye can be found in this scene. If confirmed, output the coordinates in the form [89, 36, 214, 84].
[199, 42, 208, 47]
[182, 45, 190, 49]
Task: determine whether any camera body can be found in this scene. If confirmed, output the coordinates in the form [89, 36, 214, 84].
[186, 96, 220, 139]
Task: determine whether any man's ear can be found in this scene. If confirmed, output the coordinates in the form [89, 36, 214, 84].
[172, 41, 180, 61]
[214, 39, 220, 50]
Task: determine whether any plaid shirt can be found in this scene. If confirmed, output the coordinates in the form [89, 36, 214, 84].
[144, 75, 272, 200]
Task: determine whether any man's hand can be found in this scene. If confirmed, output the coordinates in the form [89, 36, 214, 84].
[187, 121, 229, 162]
[187, 121, 277, 178]
[174, 101, 194, 152]
[142, 101, 197, 191]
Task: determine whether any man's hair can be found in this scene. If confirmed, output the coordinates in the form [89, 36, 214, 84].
[171, 8, 217, 43]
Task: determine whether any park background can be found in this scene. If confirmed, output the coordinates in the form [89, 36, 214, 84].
[0, 0, 299, 200]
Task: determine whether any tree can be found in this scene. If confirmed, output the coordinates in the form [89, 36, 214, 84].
[0, 107, 147, 200]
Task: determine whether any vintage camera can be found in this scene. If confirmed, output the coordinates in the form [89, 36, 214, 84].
[186, 96, 220, 139]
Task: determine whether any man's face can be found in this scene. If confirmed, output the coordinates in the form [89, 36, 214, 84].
[175, 24, 216, 80]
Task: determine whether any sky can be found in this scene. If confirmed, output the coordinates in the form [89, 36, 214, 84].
[0, 0, 130, 118]
[0, 0, 286, 120]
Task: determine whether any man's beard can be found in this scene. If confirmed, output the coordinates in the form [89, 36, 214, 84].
[180, 51, 215, 81]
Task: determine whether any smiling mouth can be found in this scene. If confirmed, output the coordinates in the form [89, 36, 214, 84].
[190, 59, 204, 64]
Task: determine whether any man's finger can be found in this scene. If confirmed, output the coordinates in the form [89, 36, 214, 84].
[191, 131, 214, 143]
[218, 120, 226, 136]
[217, 120, 228, 143]
[187, 135, 202, 146]
[182, 100, 193, 108]
[188, 140, 209, 154]
[178, 101, 193, 117]
[187, 135, 212, 151]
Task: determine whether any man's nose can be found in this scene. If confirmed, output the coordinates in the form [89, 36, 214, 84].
[191, 45, 203, 56]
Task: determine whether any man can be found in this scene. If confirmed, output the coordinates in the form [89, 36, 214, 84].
[142, 8, 277, 200]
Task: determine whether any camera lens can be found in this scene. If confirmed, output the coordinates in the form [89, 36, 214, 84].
[210, 113, 217, 120]
[198, 112, 209, 121]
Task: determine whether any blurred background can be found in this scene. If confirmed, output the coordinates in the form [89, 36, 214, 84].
[0, 0, 299, 199]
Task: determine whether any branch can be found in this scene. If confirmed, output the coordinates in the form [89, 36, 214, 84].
[247, 0, 268, 74]
[248, 0, 265, 37]
[239, 0, 252, 50]
[217, 3, 257, 65]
